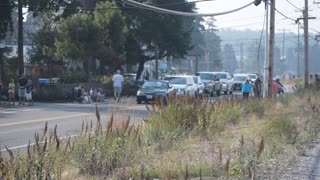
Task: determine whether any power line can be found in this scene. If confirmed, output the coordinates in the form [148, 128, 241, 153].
[257, 9, 267, 73]
[274, 7, 297, 22]
[285, 0, 303, 11]
[121, 0, 256, 17]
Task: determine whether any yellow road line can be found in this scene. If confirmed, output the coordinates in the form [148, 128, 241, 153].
[0, 113, 92, 127]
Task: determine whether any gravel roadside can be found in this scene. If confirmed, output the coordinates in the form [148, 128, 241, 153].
[280, 142, 320, 180]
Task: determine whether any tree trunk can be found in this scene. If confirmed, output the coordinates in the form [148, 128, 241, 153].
[0, 49, 4, 82]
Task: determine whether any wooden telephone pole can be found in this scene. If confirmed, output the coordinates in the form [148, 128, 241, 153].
[295, 1, 315, 87]
[304, 0, 309, 88]
[268, 0, 275, 98]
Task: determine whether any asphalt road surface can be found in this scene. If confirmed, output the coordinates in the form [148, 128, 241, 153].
[0, 97, 148, 153]
[0, 92, 244, 154]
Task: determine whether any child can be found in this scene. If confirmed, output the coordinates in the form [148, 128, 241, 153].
[8, 79, 15, 105]
[25, 79, 33, 106]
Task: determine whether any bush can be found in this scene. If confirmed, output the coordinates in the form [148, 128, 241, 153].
[60, 71, 87, 83]
[72, 115, 141, 175]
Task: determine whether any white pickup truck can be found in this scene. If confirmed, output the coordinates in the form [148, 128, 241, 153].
[196, 72, 222, 96]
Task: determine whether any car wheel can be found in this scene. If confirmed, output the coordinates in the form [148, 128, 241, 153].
[229, 90, 233, 95]
[210, 91, 214, 97]
[137, 100, 142, 104]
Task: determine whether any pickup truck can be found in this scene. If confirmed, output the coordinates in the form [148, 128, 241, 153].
[196, 72, 221, 96]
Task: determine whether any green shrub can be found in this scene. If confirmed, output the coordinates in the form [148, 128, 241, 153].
[0, 123, 69, 179]
[60, 71, 87, 83]
[72, 116, 141, 175]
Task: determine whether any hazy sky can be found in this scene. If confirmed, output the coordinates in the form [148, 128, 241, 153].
[196, 0, 320, 34]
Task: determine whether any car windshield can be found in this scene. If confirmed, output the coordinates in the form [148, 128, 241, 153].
[142, 81, 167, 88]
[248, 74, 257, 79]
[199, 73, 215, 80]
[169, 77, 187, 84]
[217, 73, 227, 79]
[234, 76, 247, 81]
[163, 76, 176, 81]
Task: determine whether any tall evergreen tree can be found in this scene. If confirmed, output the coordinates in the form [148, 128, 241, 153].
[222, 44, 238, 73]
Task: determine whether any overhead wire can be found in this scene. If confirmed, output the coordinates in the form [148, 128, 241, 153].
[121, 0, 256, 17]
[257, 9, 266, 74]
[285, 0, 303, 11]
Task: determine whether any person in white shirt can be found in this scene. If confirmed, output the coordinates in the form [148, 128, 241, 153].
[112, 70, 124, 101]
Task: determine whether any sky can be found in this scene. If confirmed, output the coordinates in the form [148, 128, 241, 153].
[196, 0, 320, 34]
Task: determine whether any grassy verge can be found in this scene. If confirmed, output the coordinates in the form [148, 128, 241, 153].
[1, 87, 320, 179]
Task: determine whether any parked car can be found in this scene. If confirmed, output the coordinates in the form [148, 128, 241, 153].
[215, 72, 233, 95]
[193, 75, 205, 96]
[232, 74, 249, 91]
[195, 72, 221, 96]
[136, 80, 174, 104]
[247, 73, 258, 83]
[162, 75, 197, 96]
[124, 73, 144, 87]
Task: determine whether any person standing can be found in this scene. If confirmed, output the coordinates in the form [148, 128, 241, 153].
[8, 79, 15, 105]
[272, 78, 279, 98]
[242, 79, 252, 101]
[112, 70, 124, 102]
[25, 79, 34, 106]
[254, 76, 262, 99]
[18, 74, 28, 105]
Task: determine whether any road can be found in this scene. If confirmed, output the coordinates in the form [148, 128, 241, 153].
[0, 92, 245, 153]
[0, 97, 148, 153]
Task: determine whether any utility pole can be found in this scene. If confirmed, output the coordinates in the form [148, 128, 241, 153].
[278, 28, 289, 74]
[304, 0, 309, 88]
[155, 46, 159, 80]
[297, 23, 301, 77]
[263, 0, 269, 98]
[296, 15, 315, 81]
[268, 0, 275, 98]
[18, 0, 24, 76]
[240, 42, 244, 73]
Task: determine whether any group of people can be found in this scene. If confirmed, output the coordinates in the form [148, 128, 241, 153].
[0, 73, 33, 107]
[73, 85, 105, 104]
[71, 69, 124, 104]
[241, 76, 284, 100]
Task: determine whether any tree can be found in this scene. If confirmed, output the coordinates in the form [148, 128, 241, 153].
[0, 0, 14, 82]
[203, 17, 222, 71]
[94, 1, 128, 71]
[28, 12, 64, 78]
[120, 0, 196, 79]
[222, 44, 238, 73]
[55, 13, 101, 80]
[54, 1, 128, 79]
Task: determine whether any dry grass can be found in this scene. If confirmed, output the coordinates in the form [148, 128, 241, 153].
[2, 90, 320, 179]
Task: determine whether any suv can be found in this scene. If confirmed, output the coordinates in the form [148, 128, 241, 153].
[233, 74, 249, 91]
[215, 72, 233, 95]
[196, 72, 221, 96]
[162, 75, 197, 96]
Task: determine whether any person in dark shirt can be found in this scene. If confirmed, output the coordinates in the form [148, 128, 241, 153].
[25, 79, 33, 106]
[18, 74, 28, 105]
[254, 76, 262, 99]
